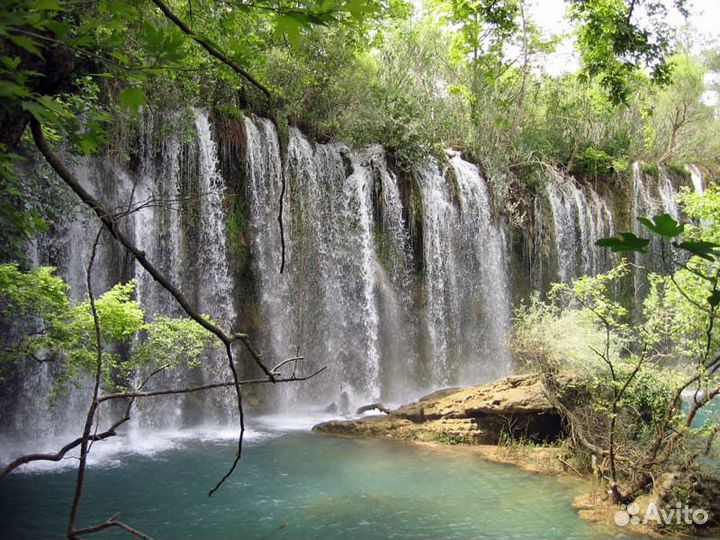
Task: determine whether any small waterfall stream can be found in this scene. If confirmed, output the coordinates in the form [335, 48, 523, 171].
[631, 162, 685, 299]
[546, 173, 615, 282]
[415, 159, 461, 386]
[686, 164, 704, 195]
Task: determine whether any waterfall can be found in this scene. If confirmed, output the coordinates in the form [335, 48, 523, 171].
[546, 174, 615, 283]
[631, 162, 683, 300]
[4, 111, 525, 444]
[244, 123, 386, 406]
[127, 109, 188, 432]
[414, 154, 510, 386]
[686, 164, 704, 195]
[1, 109, 245, 442]
[448, 155, 511, 383]
[243, 116, 292, 383]
[658, 168, 680, 219]
[632, 163, 680, 220]
[414, 159, 460, 385]
[369, 147, 419, 398]
[242, 120, 513, 405]
[127, 109, 238, 429]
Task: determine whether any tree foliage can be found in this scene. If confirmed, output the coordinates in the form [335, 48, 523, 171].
[570, 0, 687, 104]
[0, 263, 216, 392]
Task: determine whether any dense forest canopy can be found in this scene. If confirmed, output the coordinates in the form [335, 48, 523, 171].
[2, 0, 719, 187]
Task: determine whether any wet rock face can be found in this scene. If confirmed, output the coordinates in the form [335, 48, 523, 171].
[313, 373, 566, 445]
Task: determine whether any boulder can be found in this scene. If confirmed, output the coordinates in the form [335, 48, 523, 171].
[356, 403, 391, 415]
[313, 373, 565, 444]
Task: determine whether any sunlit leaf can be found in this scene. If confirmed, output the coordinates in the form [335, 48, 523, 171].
[637, 214, 684, 239]
[118, 87, 146, 114]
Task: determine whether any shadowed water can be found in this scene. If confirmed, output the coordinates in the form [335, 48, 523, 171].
[0, 430, 631, 540]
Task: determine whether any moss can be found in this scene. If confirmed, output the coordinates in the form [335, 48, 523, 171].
[666, 162, 691, 182]
[398, 430, 419, 441]
[641, 163, 660, 178]
[163, 108, 196, 146]
[444, 159, 461, 209]
[373, 226, 392, 274]
[225, 193, 251, 268]
[433, 431, 469, 445]
[213, 104, 245, 122]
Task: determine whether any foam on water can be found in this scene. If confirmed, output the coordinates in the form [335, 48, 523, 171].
[1, 425, 272, 475]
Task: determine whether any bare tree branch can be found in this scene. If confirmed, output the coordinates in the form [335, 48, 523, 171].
[98, 366, 326, 402]
[66, 228, 105, 537]
[71, 513, 155, 540]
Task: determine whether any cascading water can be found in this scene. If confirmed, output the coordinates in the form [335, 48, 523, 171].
[129, 109, 188, 432]
[448, 155, 511, 383]
[7, 111, 641, 444]
[631, 162, 685, 300]
[7, 106, 714, 453]
[190, 111, 240, 423]
[686, 164, 704, 195]
[243, 116, 293, 385]
[0, 109, 244, 444]
[658, 169, 680, 219]
[632, 163, 681, 221]
[414, 155, 511, 386]
[0, 149, 142, 442]
[242, 119, 513, 406]
[127, 109, 238, 430]
[246, 123, 385, 407]
[368, 147, 419, 398]
[546, 173, 615, 282]
[414, 159, 461, 386]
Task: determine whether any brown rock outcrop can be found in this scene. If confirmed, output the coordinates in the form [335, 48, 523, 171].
[313, 373, 565, 444]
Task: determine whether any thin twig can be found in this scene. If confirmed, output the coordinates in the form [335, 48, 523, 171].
[98, 367, 326, 402]
[67, 228, 105, 538]
[277, 169, 286, 274]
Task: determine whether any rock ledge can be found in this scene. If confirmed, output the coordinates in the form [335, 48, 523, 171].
[313, 373, 564, 444]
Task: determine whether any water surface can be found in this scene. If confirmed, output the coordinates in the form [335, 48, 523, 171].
[0, 427, 627, 539]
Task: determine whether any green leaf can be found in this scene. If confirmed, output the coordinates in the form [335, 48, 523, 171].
[276, 14, 301, 49]
[8, 34, 43, 58]
[596, 232, 650, 253]
[21, 100, 56, 123]
[29, 0, 62, 10]
[347, 0, 373, 18]
[1, 55, 22, 71]
[320, 0, 337, 12]
[0, 80, 31, 99]
[637, 214, 684, 239]
[142, 22, 164, 48]
[43, 20, 71, 38]
[675, 241, 720, 262]
[77, 135, 99, 155]
[118, 87, 146, 114]
[109, 51, 130, 66]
